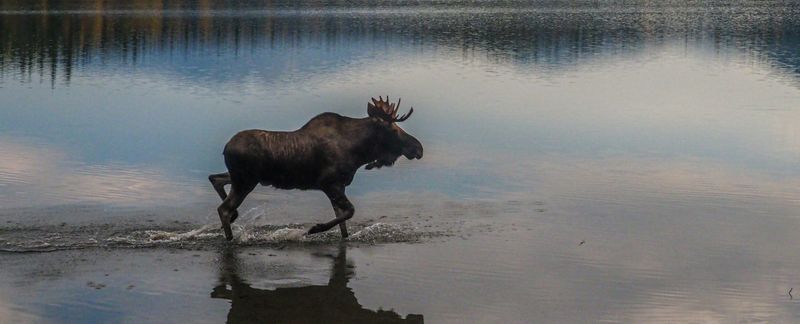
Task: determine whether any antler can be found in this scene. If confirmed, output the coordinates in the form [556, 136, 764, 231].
[368, 96, 413, 122]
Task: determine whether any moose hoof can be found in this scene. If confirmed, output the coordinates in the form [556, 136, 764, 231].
[223, 226, 234, 241]
[307, 223, 326, 235]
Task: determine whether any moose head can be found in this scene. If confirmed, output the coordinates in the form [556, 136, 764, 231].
[365, 96, 423, 170]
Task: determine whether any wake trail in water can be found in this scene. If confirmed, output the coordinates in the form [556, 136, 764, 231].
[0, 222, 431, 253]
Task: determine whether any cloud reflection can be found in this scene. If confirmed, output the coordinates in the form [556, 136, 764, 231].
[0, 137, 204, 208]
[0, 293, 37, 323]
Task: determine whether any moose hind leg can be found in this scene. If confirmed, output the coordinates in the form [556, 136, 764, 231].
[217, 178, 257, 241]
[208, 172, 231, 200]
[309, 186, 354, 238]
[209, 172, 242, 224]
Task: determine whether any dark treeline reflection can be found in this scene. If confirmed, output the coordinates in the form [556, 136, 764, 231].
[2, 0, 800, 85]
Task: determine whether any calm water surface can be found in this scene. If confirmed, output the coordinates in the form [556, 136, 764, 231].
[3, 0, 800, 322]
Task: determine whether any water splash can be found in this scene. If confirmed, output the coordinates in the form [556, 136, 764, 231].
[106, 224, 222, 246]
[111, 222, 424, 246]
[349, 223, 423, 243]
[1, 222, 429, 252]
[235, 222, 423, 244]
[237, 226, 308, 243]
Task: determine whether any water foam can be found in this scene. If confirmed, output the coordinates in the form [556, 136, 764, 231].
[349, 223, 421, 243]
[238, 227, 308, 243]
[104, 222, 422, 248]
[235, 222, 421, 244]
[1, 222, 427, 252]
[105, 224, 222, 246]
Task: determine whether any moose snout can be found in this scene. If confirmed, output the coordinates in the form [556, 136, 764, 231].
[413, 146, 423, 159]
[404, 144, 423, 160]
[400, 129, 423, 160]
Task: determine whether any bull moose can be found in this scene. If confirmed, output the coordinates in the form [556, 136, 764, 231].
[209, 96, 423, 240]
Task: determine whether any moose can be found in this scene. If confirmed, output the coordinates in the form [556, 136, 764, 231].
[209, 96, 423, 240]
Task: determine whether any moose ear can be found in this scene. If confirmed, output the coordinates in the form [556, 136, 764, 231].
[367, 102, 389, 121]
[367, 103, 377, 116]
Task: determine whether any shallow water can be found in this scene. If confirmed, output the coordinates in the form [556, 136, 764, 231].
[3, 0, 800, 322]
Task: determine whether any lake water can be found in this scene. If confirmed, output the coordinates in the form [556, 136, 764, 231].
[3, 0, 800, 322]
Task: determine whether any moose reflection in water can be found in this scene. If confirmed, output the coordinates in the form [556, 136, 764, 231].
[209, 97, 423, 240]
[211, 245, 424, 323]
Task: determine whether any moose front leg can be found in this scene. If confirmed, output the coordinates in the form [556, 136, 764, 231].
[308, 186, 354, 237]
